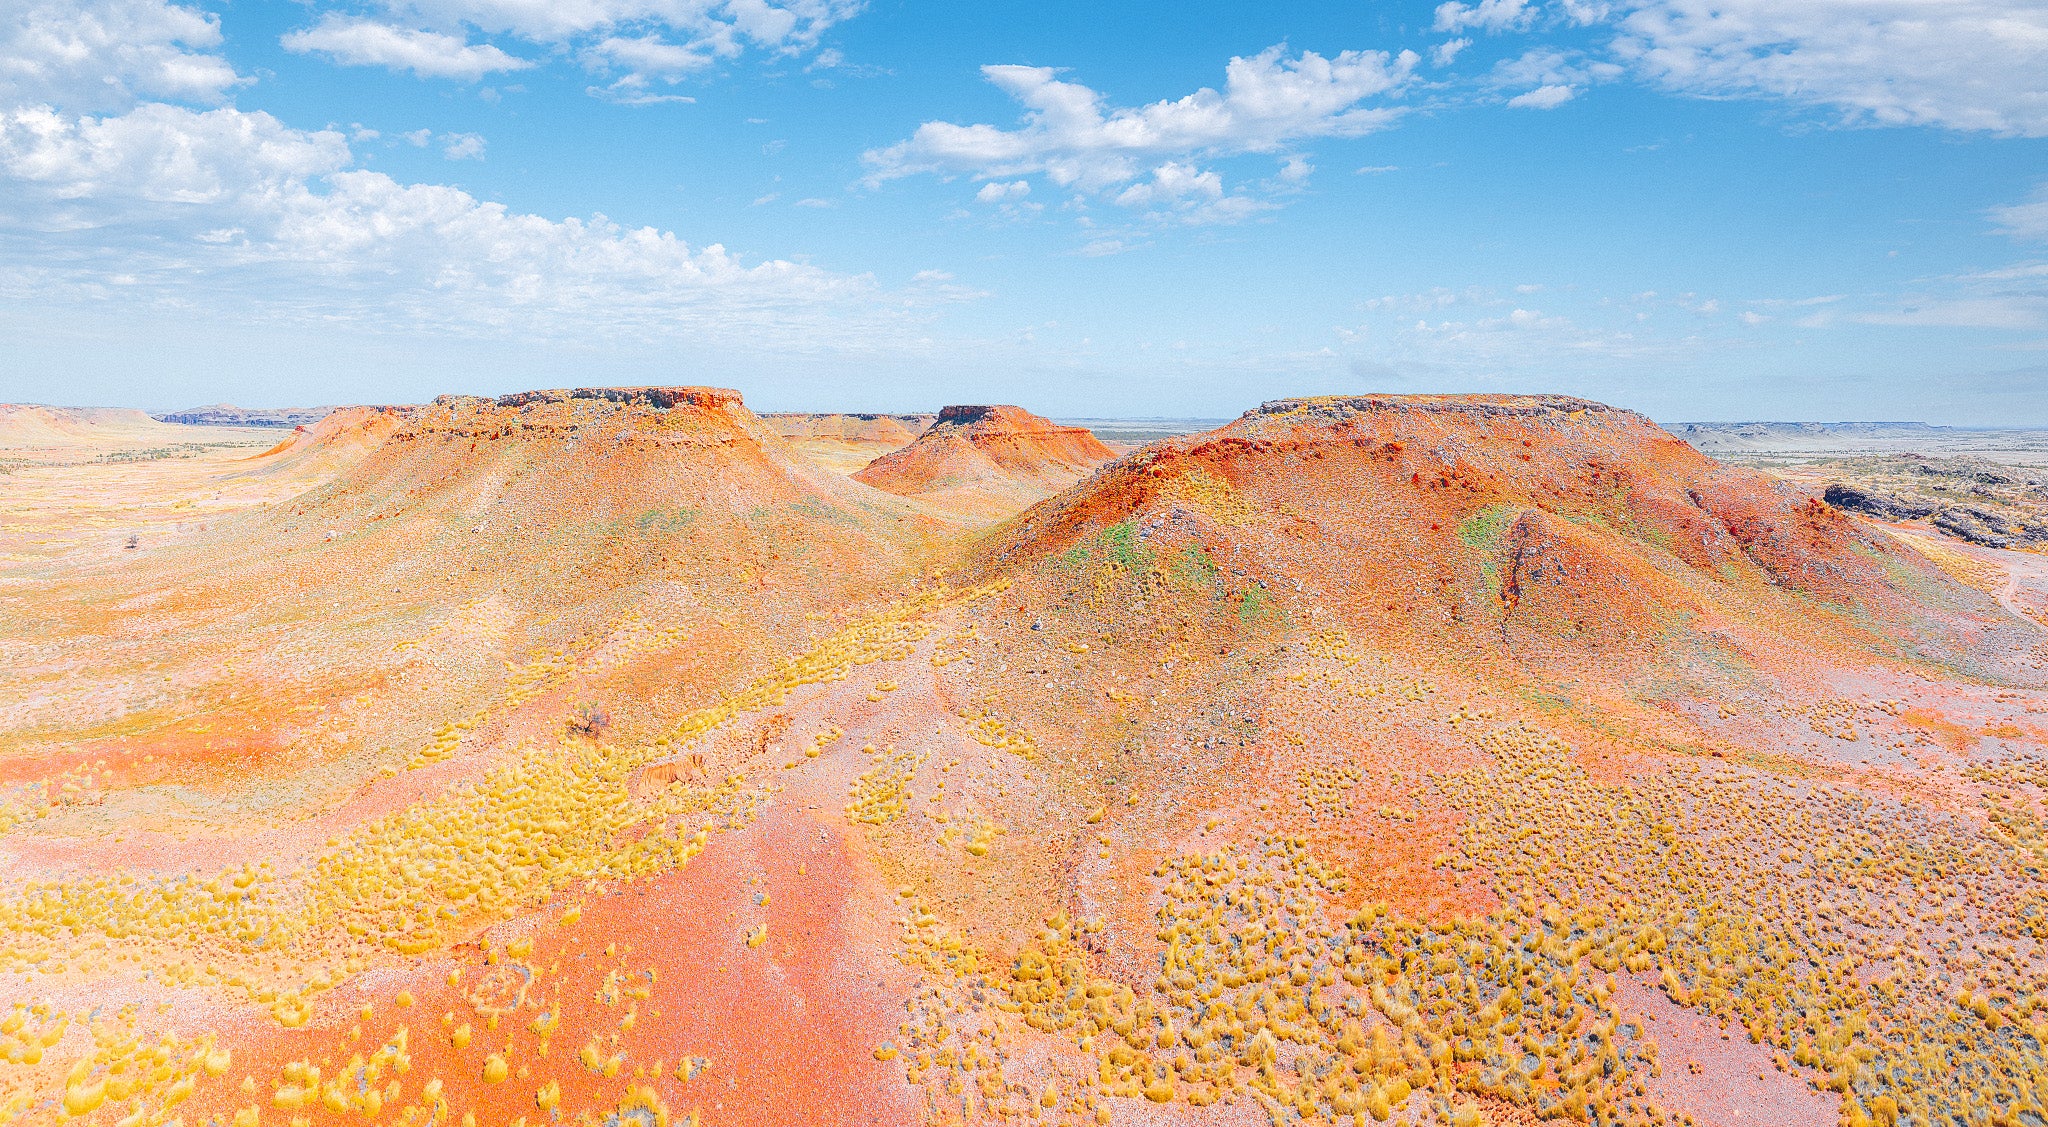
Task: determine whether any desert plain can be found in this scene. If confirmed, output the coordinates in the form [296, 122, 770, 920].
[2, 389, 2046, 1127]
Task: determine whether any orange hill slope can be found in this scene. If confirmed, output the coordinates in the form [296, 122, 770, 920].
[0, 404, 179, 450]
[762, 411, 937, 475]
[267, 387, 939, 588]
[8, 391, 2048, 1127]
[783, 394, 2044, 1127]
[852, 404, 1115, 520]
[239, 404, 412, 474]
[1, 387, 953, 814]
[970, 393, 2031, 694]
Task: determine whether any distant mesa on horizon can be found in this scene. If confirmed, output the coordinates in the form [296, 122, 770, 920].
[154, 403, 339, 428]
[852, 402, 1116, 521]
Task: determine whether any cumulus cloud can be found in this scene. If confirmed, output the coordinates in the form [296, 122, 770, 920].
[439, 131, 485, 159]
[280, 16, 532, 81]
[1433, 0, 1536, 33]
[1610, 0, 2048, 136]
[330, 0, 864, 98]
[1507, 84, 1574, 109]
[0, 102, 896, 335]
[0, 0, 937, 344]
[1488, 46, 1621, 107]
[974, 179, 1029, 203]
[1113, 162, 1222, 208]
[583, 34, 714, 80]
[864, 45, 1415, 225]
[1, 0, 242, 112]
[867, 46, 1416, 188]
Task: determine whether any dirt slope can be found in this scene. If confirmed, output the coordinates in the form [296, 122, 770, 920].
[0, 404, 192, 453]
[3, 391, 2045, 1127]
[853, 404, 1115, 521]
[762, 411, 936, 475]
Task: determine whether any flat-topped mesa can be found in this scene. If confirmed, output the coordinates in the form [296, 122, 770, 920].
[397, 385, 770, 448]
[852, 405, 1115, 517]
[247, 404, 414, 463]
[1206, 391, 1714, 480]
[918, 404, 1115, 469]
[933, 403, 1099, 438]
[969, 390, 2020, 680]
[263, 382, 931, 601]
[761, 412, 942, 477]
[156, 404, 336, 428]
[0, 404, 166, 447]
[483, 386, 746, 412]
[1251, 392, 1630, 424]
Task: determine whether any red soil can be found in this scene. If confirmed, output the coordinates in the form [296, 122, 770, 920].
[854, 404, 1115, 521]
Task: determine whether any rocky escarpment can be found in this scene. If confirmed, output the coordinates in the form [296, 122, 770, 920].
[156, 404, 337, 428]
[1820, 457, 2048, 550]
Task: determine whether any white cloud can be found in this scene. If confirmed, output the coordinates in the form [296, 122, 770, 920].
[584, 34, 713, 80]
[586, 79, 696, 106]
[1431, 38, 1472, 67]
[1, 0, 242, 112]
[402, 128, 434, 146]
[440, 131, 486, 159]
[1507, 84, 1575, 109]
[866, 46, 1416, 189]
[1993, 183, 2048, 241]
[974, 179, 1029, 203]
[281, 16, 531, 82]
[864, 45, 1415, 227]
[1395, 305, 1677, 364]
[0, 104, 350, 217]
[1114, 162, 1222, 208]
[1559, 0, 1610, 24]
[355, 0, 863, 97]
[0, 110, 901, 338]
[1277, 155, 1313, 182]
[1433, 0, 1536, 33]
[1610, 0, 2048, 136]
[1495, 46, 1623, 86]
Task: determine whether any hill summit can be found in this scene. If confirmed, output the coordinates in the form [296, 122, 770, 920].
[853, 403, 1114, 520]
[971, 393, 2026, 687]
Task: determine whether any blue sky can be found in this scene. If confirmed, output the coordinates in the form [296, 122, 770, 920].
[2, 0, 2046, 421]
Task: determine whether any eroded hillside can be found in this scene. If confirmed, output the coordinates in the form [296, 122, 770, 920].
[1, 391, 2044, 1127]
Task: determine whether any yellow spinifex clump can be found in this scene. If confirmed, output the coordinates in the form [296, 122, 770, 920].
[1156, 466, 1254, 524]
[0, 583, 1009, 988]
[960, 708, 1040, 761]
[44, 1008, 233, 1127]
[847, 746, 924, 825]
